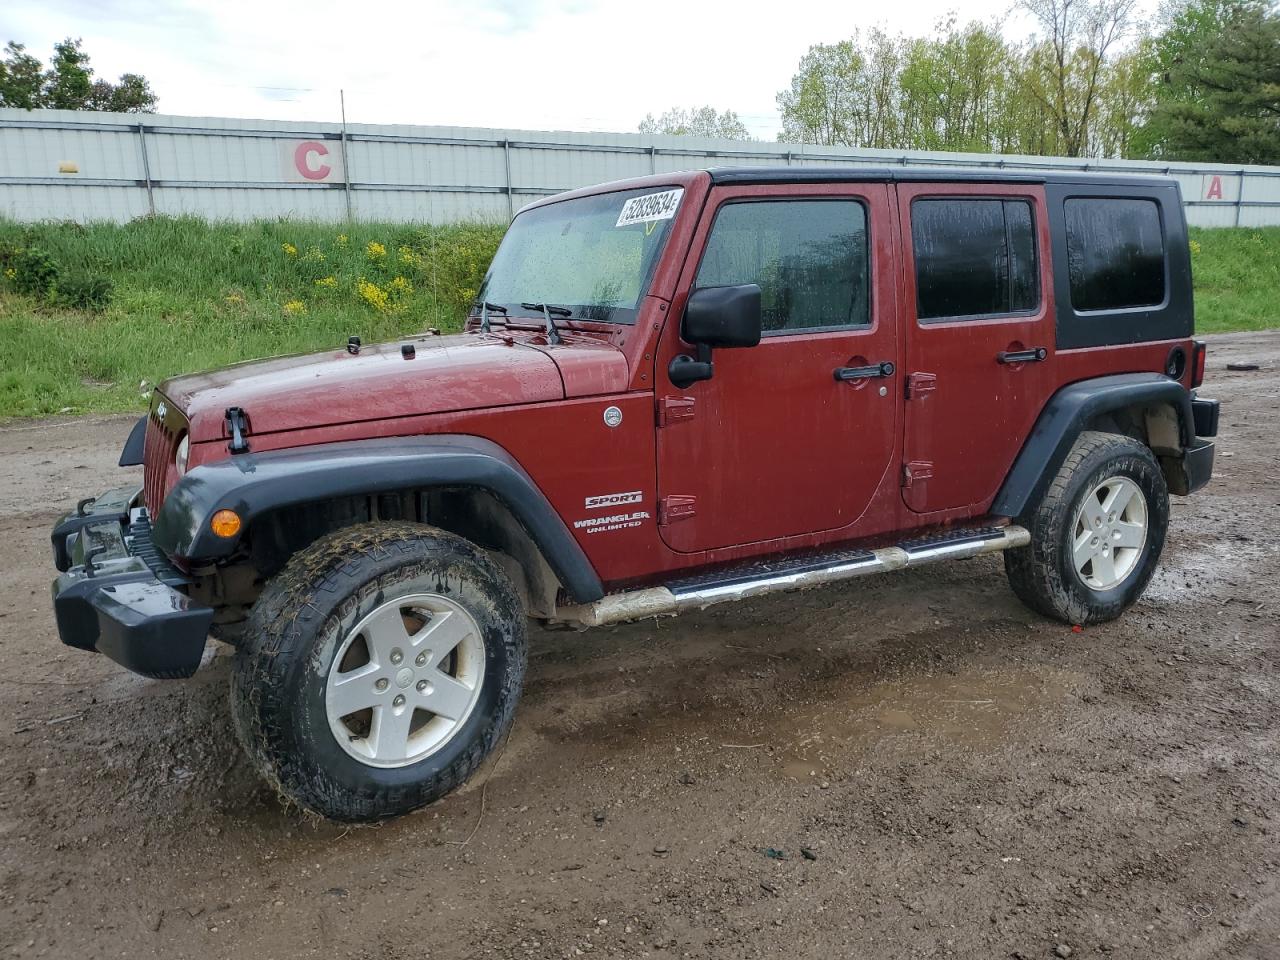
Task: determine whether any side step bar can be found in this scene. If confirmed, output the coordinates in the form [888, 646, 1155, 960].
[555, 525, 1030, 627]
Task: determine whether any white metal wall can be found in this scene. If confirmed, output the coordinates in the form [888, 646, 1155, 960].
[3, 107, 1279, 227]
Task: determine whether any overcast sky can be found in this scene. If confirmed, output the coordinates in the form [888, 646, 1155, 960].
[7, 0, 1061, 139]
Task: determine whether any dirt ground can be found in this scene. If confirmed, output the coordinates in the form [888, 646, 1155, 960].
[1, 332, 1278, 960]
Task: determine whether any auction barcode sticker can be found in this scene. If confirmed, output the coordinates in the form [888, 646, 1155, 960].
[616, 188, 684, 227]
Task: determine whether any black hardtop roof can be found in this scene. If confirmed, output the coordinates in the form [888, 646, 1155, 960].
[707, 165, 1179, 189]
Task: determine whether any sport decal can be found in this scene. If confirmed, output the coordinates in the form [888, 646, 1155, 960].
[585, 491, 643, 510]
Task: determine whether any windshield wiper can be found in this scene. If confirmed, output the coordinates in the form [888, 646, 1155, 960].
[478, 300, 506, 333]
[520, 302, 570, 345]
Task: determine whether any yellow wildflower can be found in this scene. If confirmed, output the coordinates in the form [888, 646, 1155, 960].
[357, 278, 389, 312]
[302, 246, 326, 262]
[315, 276, 338, 288]
[224, 291, 245, 304]
[366, 241, 387, 260]
[336, 233, 348, 247]
[1188, 238, 1202, 256]
[389, 275, 414, 295]
[3, 267, 16, 281]
[281, 242, 298, 257]
[283, 299, 306, 315]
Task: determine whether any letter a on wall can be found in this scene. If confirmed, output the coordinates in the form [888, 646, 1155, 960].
[1192, 174, 1233, 202]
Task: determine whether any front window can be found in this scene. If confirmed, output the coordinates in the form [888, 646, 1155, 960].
[476, 186, 683, 324]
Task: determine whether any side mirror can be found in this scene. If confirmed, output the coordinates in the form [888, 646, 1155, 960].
[669, 284, 762, 389]
[682, 284, 762, 348]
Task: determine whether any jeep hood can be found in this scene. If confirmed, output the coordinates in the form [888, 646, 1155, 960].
[163, 332, 630, 439]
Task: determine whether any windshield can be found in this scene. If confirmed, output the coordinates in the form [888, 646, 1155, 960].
[476, 186, 684, 325]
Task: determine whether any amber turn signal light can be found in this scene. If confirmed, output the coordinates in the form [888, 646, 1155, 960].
[210, 509, 242, 538]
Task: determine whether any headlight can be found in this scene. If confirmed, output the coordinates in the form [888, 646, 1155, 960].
[175, 434, 190, 475]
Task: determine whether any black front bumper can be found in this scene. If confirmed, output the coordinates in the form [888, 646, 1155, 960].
[51, 487, 213, 679]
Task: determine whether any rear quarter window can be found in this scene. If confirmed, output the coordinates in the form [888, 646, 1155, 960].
[1045, 182, 1192, 350]
[1064, 198, 1166, 311]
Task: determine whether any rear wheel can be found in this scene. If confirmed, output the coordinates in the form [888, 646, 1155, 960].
[1005, 431, 1169, 625]
[230, 521, 526, 822]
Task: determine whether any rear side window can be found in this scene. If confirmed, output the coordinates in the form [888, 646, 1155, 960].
[695, 199, 870, 333]
[912, 199, 1039, 321]
[1064, 198, 1166, 311]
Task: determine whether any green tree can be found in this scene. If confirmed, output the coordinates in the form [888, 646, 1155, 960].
[638, 106, 751, 139]
[898, 19, 1017, 152]
[42, 38, 93, 109]
[776, 31, 908, 148]
[0, 37, 158, 112]
[1138, 0, 1280, 163]
[1017, 0, 1141, 156]
[776, 40, 866, 145]
[0, 42, 43, 108]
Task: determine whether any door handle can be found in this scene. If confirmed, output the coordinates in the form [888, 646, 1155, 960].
[834, 361, 895, 381]
[996, 347, 1048, 364]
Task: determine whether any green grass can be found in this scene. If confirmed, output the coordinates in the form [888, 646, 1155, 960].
[0, 219, 1275, 419]
[0, 217, 503, 418]
[1188, 227, 1280, 334]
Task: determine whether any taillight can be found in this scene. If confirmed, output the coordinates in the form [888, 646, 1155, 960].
[1191, 339, 1207, 388]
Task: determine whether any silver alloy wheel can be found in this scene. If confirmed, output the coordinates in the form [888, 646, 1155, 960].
[325, 593, 485, 768]
[1071, 475, 1149, 591]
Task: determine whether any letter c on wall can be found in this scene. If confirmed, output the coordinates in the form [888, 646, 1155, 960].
[294, 141, 331, 181]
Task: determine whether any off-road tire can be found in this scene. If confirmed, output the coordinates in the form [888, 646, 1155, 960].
[1004, 431, 1169, 625]
[230, 521, 526, 822]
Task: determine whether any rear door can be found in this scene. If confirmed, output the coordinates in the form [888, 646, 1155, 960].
[654, 183, 899, 553]
[898, 183, 1057, 514]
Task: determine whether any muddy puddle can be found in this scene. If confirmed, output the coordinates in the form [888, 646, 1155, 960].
[773, 668, 1077, 779]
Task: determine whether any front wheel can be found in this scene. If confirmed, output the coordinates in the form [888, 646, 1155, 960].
[1005, 431, 1170, 625]
[230, 522, 526, 822]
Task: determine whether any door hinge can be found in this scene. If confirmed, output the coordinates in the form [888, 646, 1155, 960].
[905, 372, 937, 400]
[902, 460, 934, 489]
[658, 395, 695, 426]
[658, 495, 697, 524]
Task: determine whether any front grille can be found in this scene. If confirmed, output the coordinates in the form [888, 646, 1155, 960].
[141, 397, 186, 515]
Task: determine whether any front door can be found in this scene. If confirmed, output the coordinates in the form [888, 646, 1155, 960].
[898, 184, 1058, 514]
[655, 183, 899, 554]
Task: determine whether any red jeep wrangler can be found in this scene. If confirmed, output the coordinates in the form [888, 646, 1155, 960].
[51, 168, 1218, 821]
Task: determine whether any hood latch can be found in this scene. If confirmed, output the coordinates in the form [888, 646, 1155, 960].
[225, 407, 251, 454]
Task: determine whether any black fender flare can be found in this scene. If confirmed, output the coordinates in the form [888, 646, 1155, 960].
[991, 372, 1194, 518]
[151, 434, 605, 604]
[118, 415, 147, 467]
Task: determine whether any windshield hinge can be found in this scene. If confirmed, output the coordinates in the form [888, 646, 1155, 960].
[225, 406, 251, 455]
[657, 396, 695, 427]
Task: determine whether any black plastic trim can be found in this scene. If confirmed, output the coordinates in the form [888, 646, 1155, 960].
[1182, 439, 1215, 494]
[992, 373, 1195, 518]
[1192, 397, 1219, 437]
[118, 416, 147, 466]
[706, 167, 1180, 189]
[151, 435, 605, 604]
